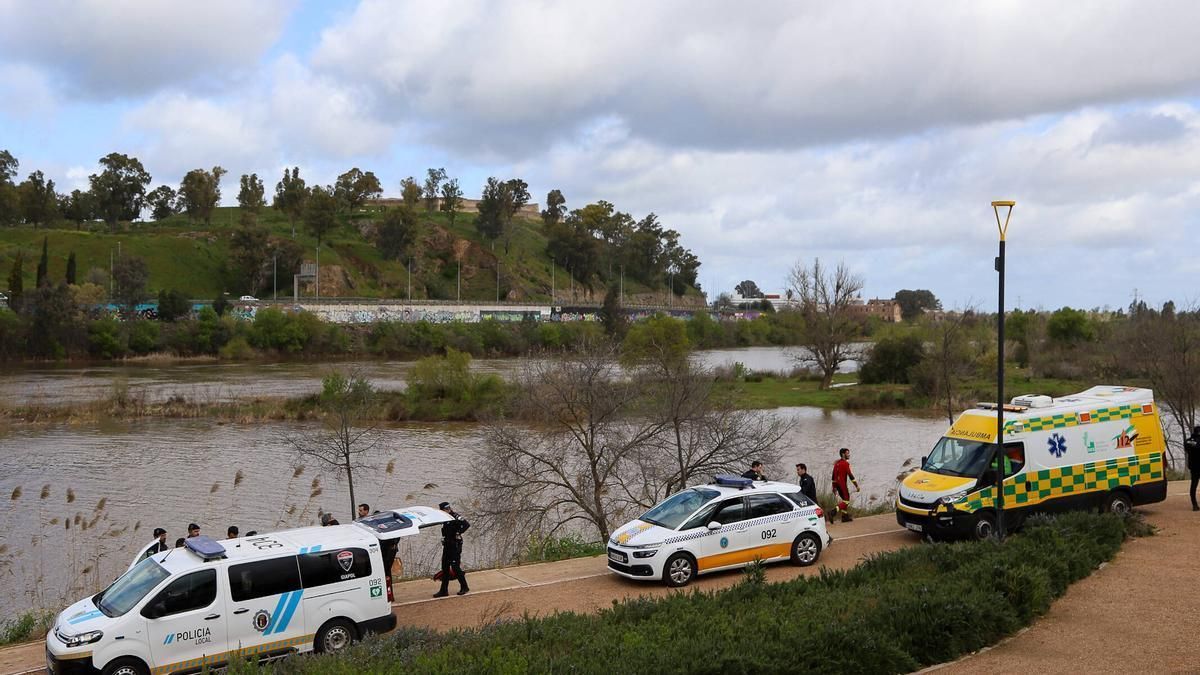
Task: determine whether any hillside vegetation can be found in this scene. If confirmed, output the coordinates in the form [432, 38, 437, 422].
[0, 206, 700, 304]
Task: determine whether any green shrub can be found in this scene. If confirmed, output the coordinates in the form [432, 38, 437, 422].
[517, 534, 605, 564]
[860, 331, 924, 384]
[0, 610, 55, 646]
[243, 512, 1125, 675]
[87, 317, 125, 359]
[127, 319, 160, 355]
[219, 335, 257, 360]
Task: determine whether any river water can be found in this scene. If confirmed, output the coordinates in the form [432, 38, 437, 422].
[0, 404, 943, 618]
[0, 346, 856, 406]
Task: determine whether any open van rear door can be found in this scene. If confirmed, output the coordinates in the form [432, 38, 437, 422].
[353, 506, 454, 541]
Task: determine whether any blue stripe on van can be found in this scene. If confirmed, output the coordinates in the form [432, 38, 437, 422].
[67, 610, 103, 624]
[310, 545, 321, 553]
[273, 590, 303, 635]
[262, 592, 290, 635]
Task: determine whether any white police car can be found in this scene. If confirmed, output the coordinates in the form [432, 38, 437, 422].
[607, 475, 831, 587]
[46, 507, 452, 675]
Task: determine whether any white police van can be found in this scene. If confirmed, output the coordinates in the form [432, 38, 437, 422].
[607, 476, 831, 587]
[46, 507, 452, 675]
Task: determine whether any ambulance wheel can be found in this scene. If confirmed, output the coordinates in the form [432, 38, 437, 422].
[972, 512, 997, 541]
[790, 532, 822, 566]
[1104, 491, 1133, 516]
[663, 553, 696, 587]
[102, 658, 148, 675]
[314, 618, 358, 654]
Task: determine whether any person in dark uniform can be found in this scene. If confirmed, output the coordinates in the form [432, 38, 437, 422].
[795, 463, 817, 503]
[433, 501, 470, 597]
[227, 525, 239, 539]
[140, 528, 170, 561]
[741, 461, 767, 481]
[1185, 426, 1200, 512]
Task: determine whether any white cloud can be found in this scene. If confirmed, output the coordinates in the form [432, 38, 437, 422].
[0, 0, 291, 99]
[312, 1, 1200, 154]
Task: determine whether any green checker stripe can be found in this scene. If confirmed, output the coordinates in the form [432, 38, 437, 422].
[1003, 404, 1140, 436]
[963, 452, 1162, 511]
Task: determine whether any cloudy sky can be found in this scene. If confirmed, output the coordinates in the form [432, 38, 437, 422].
[3, 0, 1200, 309]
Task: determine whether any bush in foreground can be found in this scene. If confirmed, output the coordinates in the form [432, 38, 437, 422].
[236, 511, 1131, 675]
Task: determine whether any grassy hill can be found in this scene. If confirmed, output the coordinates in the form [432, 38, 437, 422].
[0, 206, 703, 305]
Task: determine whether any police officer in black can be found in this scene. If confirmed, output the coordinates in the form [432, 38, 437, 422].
[1185, 426, 1200, 512]
[434, 501, 470, 597]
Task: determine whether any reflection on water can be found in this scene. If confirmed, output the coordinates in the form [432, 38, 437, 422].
[0, 347, 857, 407]
[0, 405, 943, 617]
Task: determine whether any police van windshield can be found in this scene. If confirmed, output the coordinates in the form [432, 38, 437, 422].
[640, 488, 720, 530]
[96, 558, 171, 617]
[924, 437, 992, 478]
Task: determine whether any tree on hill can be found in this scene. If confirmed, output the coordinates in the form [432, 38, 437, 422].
[61, 189, 96, 229]
[19, 171, 59, 227]
[735, 280, 763, 298]
[440, 178, 463, 227]
[477, 177, 530, 254]
[334, 168, 382, 212]
[399, 177, 422, 209]
[89, 152, 151, 230]
[788, 258, 865, 389]
[112, 255, 149, 310]
[66, 251, 76, 285]
[546, 215, 601, 284]
[423, 167, 447, 211]
[273, 167, 309, 238]
[0, 150, 20, 226]
[6, 251, 23, 309]
[178, 166, 227, 226]
[304, 186, 339, 248]
[541, 189, 566, 227]
[36, 237, 48, 288]
[894, 289, 941, 321]
[377, 206, 419, 261]
[146, 185, 178, 221]
[230, 221, 271, 293]
[238, 174, 266, 213]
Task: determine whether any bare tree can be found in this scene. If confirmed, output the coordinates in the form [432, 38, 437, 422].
[787, 258, 865, 389]
[285, 371, 380, 520]
[474, 342, 665, 550]
[1124, 307, 1200, 470]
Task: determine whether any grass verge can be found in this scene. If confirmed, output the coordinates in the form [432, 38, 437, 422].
[235, 511, 1138, 675]
[0, 610, 55, 647]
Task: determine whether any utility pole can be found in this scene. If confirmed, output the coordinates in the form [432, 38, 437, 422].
[620, 266, 624, 307]
[496, 261, 500, 303]
[551, 260, 555, 305]
[315, 244, 320, 300]
[273, 255, 277, 301]
[457, 260, 461, 302]
[991, 200, 1015, 541]
[407, 258, 412, 301]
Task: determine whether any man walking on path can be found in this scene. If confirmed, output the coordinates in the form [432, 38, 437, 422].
[1185, 426, 1200, 512]
[795, 463, 817, 503]
[831, 448, 860, 522]
[434, 501, 470, 597]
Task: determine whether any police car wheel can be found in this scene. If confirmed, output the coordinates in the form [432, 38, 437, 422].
[102, 657, 148, 675]
[1104, 491, 1133, 516]
[663, 553, 695, 587]
[315, 618, 358, 654]
[790, 533, 821, 566]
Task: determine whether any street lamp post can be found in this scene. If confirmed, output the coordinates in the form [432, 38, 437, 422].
[991, 199, 1015, 541]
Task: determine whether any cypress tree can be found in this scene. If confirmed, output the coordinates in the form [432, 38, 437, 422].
[7, 251, 23, 308]
[36, 236, 48, 287]
[66, 251, 77, 285]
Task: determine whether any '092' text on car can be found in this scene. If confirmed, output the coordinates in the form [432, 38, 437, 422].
[607, 475, 831, 587]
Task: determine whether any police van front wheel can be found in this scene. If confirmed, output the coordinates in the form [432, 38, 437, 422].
[102, 657, 148, 675]
[315, 618, 358, 654]
[1104, 491, 1133, 516]
[663, 553, 696, 587]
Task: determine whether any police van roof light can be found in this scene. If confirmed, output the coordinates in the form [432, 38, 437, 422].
[184, 535, 227, 561]
[712, 474, 755, 489]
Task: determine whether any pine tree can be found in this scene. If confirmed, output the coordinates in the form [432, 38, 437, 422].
[36, 237, 48, 287]
[66, 251, 77, 285]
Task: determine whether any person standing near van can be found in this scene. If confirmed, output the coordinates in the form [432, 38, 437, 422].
[434, 501, 470, 597]
[1186, 426, 1200, 512]
[358, 503, 371, 519]
[831, 448, 859, 522]
[741, 461, 767, 481]
[186, 523, 200, 538]
[795, 463, 817, 503]
[142, 528, 169, 559]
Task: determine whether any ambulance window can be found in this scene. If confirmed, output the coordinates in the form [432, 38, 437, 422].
[298, 548, 372, 588]
[711, 498, 748, 525]
[1002, 442, 1025, 477]
[142, 569, 216, 619]
[229, 556, 301, 602]
[748, 494, 793, 518]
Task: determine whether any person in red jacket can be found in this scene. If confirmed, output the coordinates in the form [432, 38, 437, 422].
[831, 447, 860, 522]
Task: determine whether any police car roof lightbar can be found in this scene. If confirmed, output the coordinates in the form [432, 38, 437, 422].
[184, 535, 227, 561]
[713, 474, 755, 489]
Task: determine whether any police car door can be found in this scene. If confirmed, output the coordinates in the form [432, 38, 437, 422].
[743, 493, 798, 560]
[227, 539, 306, 658]
[696, 497, 752, 571]
[143, 568, 227, 671]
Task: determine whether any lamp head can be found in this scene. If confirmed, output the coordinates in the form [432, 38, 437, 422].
[991, 200, 1016, 241]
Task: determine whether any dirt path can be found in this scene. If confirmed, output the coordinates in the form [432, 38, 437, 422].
[937, 483, 1200, 674]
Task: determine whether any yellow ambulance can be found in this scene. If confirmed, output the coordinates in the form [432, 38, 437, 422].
[896, 385, 1167, 540]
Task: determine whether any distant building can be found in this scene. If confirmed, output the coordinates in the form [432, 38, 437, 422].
[367, 197, 540, 217]
[846, 297, 902, 323]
